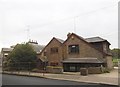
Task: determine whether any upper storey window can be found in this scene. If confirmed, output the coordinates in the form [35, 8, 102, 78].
[68, 45, 79, 54]
[50, 47, 58, 54]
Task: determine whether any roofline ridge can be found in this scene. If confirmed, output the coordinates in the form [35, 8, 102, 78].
[85, 36, 106, 40]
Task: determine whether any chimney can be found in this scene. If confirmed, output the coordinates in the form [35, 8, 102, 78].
[67, 33, 72, 38]
[35, 40, 38, 44]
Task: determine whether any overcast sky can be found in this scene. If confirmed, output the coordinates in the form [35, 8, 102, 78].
[0, 0, 119, 50]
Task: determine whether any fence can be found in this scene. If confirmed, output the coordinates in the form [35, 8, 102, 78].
[2, 62, 49, 76]
[3, 62, 39, 73]
[2, 62, 63, 74]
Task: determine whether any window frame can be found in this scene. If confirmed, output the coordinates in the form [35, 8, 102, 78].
[50, 47, 59, 54]
[68, 44, 79, 54]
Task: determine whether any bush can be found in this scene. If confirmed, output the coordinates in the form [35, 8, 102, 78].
[103, 68, 110, 73]
[3, 67, 16, 71]
[6, 43, 37, 70]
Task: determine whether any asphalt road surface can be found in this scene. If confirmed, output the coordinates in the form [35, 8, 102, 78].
[2, 74, 118, 87]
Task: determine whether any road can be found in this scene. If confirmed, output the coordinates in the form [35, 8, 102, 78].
[2, 74, 118, 87]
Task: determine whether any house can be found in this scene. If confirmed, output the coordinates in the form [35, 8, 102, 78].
[27, 40, 45, 68]
[39, 37, 64, 70]
[28, 40, 45, 54]
[1, 48, 13, 63]
[85, 37, 111, 54]
[39, 33, 113, 72]
[1, 41, 45, 67]
[0, 54, 2, 66]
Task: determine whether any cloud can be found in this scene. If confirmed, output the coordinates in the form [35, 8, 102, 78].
[0, 0, 118, 50]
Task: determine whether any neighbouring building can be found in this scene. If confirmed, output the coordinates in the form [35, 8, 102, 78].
[1, 48, 13, 64]
[27, 40, 45, 68]
[39, 33, 113, 72]
[28, 40, 45, 54]
[39, 37, 64, 70]
[0, 54, 2, 66]
[1, 40, 45, 67]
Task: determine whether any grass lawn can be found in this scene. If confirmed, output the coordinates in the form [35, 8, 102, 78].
[112, 58, 119, 67]
[113, 59, 119, 63]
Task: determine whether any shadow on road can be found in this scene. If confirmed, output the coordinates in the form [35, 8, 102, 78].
[1, 85, 119, 87]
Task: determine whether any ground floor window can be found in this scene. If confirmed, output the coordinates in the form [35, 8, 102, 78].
[70, 66, 76, 71]
[63, 63, 105, 72]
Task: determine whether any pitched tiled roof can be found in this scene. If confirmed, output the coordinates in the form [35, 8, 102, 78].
[39, 37, 64, 56]
[85, 37, 107, 43]
[62, 58, 105, 63]
[63, 33, 111, 56]
[55, 38, 64, 43]
[1, 48, 13, 52]
[29, 43, 45, 54]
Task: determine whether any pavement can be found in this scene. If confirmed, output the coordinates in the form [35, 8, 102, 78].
[2, 67, 119, 86]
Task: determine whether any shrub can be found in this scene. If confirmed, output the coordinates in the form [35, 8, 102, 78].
[103, 68, 110, 73]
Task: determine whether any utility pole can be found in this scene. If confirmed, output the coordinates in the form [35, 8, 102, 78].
[26, 25, 30, 41]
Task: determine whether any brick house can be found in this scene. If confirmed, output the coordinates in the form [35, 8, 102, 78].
[39, 37, 64, 70]
[1, 48, 13, 64]
[39, 33, 113, 72]
[0, 53, 3, 66]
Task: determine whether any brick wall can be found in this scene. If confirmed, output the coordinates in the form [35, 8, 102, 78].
[63, 35, 104, 59]
[39, 34, 112, 72]
[88, 67, 102, 74]
[40, 38, 63, 66]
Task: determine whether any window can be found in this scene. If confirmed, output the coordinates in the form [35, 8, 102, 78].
[103, 44, 107, 51]
[4, 53, 8, 57]
[50, 47, 58, 54]
[70, 66, 76, 71]
[68, 45, 79, 54]
[44, 52, 47, 56]
[4, 55, 8, 57]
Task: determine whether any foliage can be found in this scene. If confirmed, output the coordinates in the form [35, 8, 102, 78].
[111, 48, 120, 59]
[112, 59, 119, 63]
[102, 67, 110, 73]
[6, 43, 37, 70]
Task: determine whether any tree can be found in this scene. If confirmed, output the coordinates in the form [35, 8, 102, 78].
[111, 48, 120, 59]
[6, 43, 37, 70]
